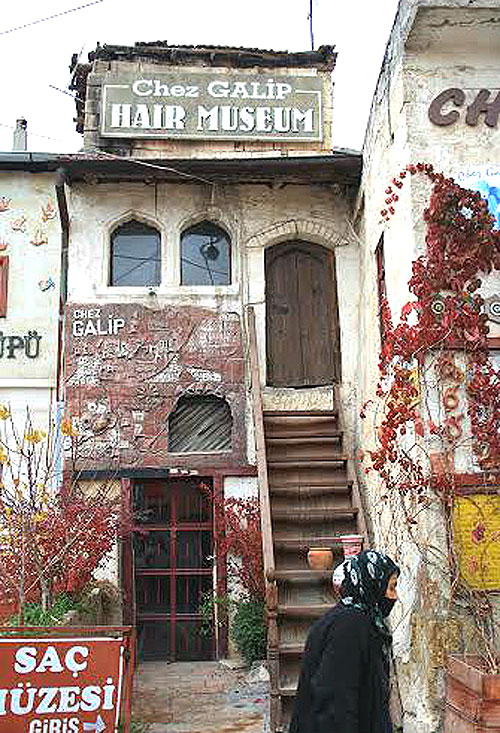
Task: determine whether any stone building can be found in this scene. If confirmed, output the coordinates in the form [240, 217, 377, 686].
[358, 1, 500, 731]
[0, 154, 64, 445]
[62, 42, 365, 696]
[0, 0, 498, 731]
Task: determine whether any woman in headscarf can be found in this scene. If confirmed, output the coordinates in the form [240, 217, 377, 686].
[289, 549, 400, 733]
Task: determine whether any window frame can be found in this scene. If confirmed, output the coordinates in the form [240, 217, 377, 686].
[180, 221, 232, 287]
[109, 219, 162, 288]
[167, 394, 233, 454]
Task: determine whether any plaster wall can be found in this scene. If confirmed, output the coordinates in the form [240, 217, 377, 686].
[223, 476, 258, 501]
[0, 173, 62, 483]
[66, 178, 360, 449]
[0, 172, 61, 385]
[359, 2, 500, 731]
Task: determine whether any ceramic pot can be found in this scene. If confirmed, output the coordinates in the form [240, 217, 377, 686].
[445, 655, 500, 731]
[307, 547, 334, 571]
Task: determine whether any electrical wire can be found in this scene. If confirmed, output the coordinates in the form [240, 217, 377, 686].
[0, 0, 104, 36]
[0, 119, 214, 185]
[96, 150, 214, 186]
[0, 121, 68, 144]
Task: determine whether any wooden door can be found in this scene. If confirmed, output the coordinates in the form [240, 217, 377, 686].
[266, 241, 340, 387]
[133, 478, 215, 661]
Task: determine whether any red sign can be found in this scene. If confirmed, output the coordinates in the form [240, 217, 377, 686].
[0, 629, 134, 733]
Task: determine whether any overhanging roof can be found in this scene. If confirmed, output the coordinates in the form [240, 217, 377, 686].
[0, 152, 361, 186]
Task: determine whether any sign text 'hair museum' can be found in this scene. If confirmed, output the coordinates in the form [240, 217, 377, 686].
[101, 72, 324, 141]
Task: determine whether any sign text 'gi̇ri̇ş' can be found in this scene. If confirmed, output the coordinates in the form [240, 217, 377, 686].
[0, 632, 134, 733]
[101, 72, 323, 141]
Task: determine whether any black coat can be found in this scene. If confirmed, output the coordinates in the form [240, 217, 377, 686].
[289, 603, 393, 733]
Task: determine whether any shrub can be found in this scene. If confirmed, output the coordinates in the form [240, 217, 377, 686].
[231, 598, 266, 665]
[8, 592, 90, 627]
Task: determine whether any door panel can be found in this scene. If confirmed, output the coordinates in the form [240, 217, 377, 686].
[266, 242, 340, 387]
[133, 479, 215, 662]
[266, 245, 302, 386]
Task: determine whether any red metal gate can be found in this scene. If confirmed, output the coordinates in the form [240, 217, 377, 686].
[133, 478, 215, 661]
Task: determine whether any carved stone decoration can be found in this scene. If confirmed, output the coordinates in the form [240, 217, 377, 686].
[65, 303, 247, 470]
[78, 402, 115, 436]
[484, 294, 500, 324]
[31, 227, 48, 246]
[132, 383, 164, 412]
[38, 277, 55, 292]
[41, 200, 56, 222]
[430, 294, 446, 320]
[0, 198, 11, 213]
[11, 216, 26, 232]
[0, 240, 9, 252]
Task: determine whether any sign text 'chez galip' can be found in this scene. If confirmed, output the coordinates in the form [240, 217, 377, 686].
[101, 71, 323, 141]
[0, 634, 130, 733]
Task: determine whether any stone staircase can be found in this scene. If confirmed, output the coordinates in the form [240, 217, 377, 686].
[263, 409, 363, 731]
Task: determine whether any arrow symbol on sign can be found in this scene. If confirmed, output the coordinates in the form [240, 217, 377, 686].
[83, 715, 106, 732]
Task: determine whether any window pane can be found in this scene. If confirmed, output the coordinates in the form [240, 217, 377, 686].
[134, 531, 171, 569]
[111, 220, 161, 286]
[181, 222, 230, 286]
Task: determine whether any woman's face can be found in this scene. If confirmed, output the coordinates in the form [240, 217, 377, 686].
[385, 573, 399, 600]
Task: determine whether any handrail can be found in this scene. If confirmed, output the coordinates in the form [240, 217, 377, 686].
[247, 306, 280, 730]
[246, 305, 275, 579]
[333, 383, 368, 546]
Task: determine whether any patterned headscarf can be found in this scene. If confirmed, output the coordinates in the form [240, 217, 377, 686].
[340, 549, 400, 646]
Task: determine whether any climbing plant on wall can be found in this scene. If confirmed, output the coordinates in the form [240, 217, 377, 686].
[362, 163, 500, 670]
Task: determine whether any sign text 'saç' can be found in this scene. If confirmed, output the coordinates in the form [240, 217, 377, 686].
[0, 632, 133, 733]
[101, 72, 323, 141]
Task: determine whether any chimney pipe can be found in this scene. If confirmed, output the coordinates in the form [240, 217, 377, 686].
[12, 118, 27, 151]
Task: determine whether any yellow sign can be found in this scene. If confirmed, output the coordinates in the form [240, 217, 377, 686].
[454, 493, 500, 590]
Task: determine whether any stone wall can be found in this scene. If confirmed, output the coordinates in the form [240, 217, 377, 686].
[358, 1, 500, 731]
[66, 178, 360, 450]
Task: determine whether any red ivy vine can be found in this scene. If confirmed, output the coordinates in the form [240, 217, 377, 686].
[363, 164, 500, 669]
[364, 162, 500, 502]
[207, 489, 264, 601]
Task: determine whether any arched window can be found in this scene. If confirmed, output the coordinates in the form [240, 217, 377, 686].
[110, 220, 161, 286]
[168, 395, 232, 452]
[180, 222, 231, 286]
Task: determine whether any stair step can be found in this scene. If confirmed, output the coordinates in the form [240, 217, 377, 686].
[266, 436, 343, 458]
[266, 428, 340, 439]
[266, 434, 342, 443]
[266, 434, 342, 445]
[270, 482, 353, 497]
[279, 642, 305, 655]
[268, 458, 348, 470]
[264, 414, 339, 439]
[278, 604, 331, 618]
[278, 685, 297, 697]
[272, 507, 357, 522]
[270, 569, 334, 582]
[264, 410, 337, 418]
[274, 535, 343, 551]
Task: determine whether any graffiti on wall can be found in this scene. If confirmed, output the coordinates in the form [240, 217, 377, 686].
[456, 164, 500, 229]
[65, 304, 248, 470]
